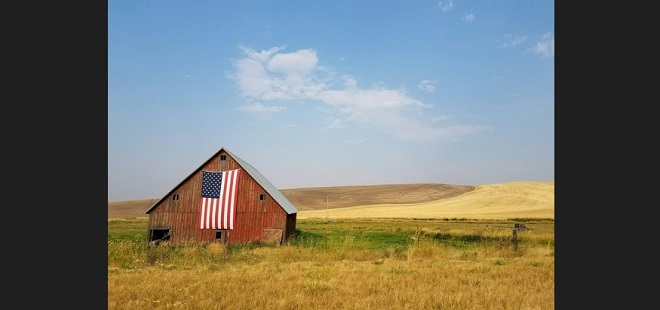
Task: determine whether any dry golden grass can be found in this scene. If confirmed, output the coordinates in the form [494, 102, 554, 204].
[109, 218, 554, 309]
[110, 263, 553, 309]
[108, 181, 554, 309]
[108, 240, 554, 310]
[298, 182, 554, 220]
[109, 181, 554, 220]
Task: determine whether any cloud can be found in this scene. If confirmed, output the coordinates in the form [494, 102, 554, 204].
[498, 34, 528, 49]
[231, 46, 328, 101]
[322, 116, 348, 129]
[235, 101, 284, 120]
[438, 1, 454, 13]
[418, 80, 436, 92]
[499, 32, 554, 59]
[394, 122, 487, 141]
[230, 46, 485, 142]
[316, 88, 431, 111]
[267, 49, 318, 74]
[531, 32, 554, 58]
[461, 13, 475, 22]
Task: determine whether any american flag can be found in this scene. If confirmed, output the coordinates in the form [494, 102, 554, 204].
[198, 169, 241, 230]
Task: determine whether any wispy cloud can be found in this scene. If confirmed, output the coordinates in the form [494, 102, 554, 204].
[235, 101, 284, 120]
[230, 46, 486, 141]
[438, 1, 454, 13]
[230, 46, 328, 101]
[499, 32, 554, 59]
[461, 13, 475, 22]
[531, 32, 554, 58]
[499, 34, 528, 49]
[418, 80, 436, 92]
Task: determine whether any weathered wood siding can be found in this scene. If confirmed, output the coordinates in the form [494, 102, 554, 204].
[147, 150, 293, 245]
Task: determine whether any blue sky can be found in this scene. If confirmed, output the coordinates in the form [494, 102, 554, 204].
[108, 0, 554, 202]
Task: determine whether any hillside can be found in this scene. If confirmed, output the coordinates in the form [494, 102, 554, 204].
[298, 182, 554, 220]
[280, 183, 475, 210]
[108, 182, 554, 220]
[107, 198, 159, 219]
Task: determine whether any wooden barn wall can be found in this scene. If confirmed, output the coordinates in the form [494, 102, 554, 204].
[147, 150, 292, 245]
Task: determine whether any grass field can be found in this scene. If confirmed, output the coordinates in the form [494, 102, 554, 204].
[108, 182, 554, 309]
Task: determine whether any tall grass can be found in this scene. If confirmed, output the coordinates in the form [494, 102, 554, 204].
[108, 218, 554, 309]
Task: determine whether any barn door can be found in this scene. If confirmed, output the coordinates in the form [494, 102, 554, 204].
[215, 229, 228, 244]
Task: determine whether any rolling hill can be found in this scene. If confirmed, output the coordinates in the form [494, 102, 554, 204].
[108, 181, 554, 220]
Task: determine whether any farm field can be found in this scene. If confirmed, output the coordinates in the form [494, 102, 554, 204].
[108, 181, 554, 220]
[108, 181, 554, 309]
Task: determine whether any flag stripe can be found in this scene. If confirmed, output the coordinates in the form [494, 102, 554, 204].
[224, 169, 234, 229]
[212, 197, 219, 229]
[210, 197, 216, 229]
[199, 198, 206, 229]
[219, 172, 227, 229]
[228, 170, 238, 229]
[198, 169, 240, 230]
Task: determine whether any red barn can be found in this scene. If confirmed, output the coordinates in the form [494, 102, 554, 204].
[145, 147, 298, 245]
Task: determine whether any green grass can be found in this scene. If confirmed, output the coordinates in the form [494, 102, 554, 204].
[108, 219, 148, 242]
[108, 217, 554, 255]
[109, 217, 554, 309]
[289, 229, 412, 251]
[293, 218, 554, 250]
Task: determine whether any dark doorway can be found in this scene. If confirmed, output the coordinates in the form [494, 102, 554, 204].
[215, 229, 228, 244]
[149, 229, 170, 244]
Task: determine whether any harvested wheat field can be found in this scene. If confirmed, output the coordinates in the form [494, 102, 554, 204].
[108, 181, 555, 310]
[109, 181, 553, 220]
[297, 181, 553, 220]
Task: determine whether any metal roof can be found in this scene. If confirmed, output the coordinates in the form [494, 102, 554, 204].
[145, 147, 298, 215]
[223, 148, 298, 214]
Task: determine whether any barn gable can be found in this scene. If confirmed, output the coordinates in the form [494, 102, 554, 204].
[145, 147, 298, 245]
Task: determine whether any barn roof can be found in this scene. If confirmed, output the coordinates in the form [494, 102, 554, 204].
[145, 147, 298, 215]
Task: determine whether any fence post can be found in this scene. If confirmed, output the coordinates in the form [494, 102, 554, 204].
[511, 229, 519, 251]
